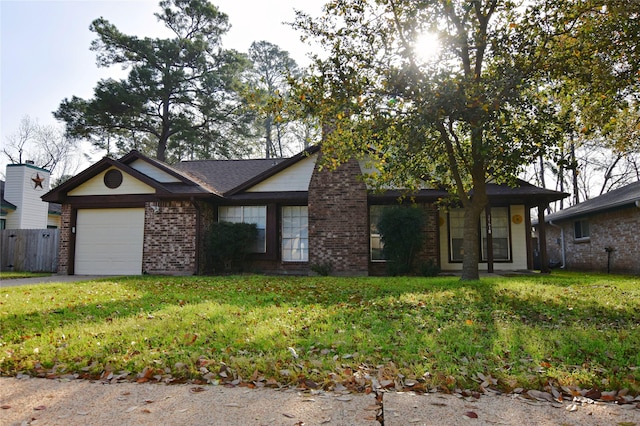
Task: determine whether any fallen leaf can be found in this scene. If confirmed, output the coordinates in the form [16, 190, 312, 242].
[125, 406, 139, 413]
[34, 405, 47, 411]
[527, 390, 554, 402]
[336, 396, 353, 402]
[1, 405, 11, 410]
[365, 404, 382, 411]
[282, 412, 296, 418]
[464, 411, 478, 418]
[190, 386, 206, 393]
[566, 403, 578, 412]
[224, 403, 242, 407]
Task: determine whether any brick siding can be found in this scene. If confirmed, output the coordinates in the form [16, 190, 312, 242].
[545, 206, 640, 274]
[308, 156, 370, 275]
[143, 201, 197, 275]
[57, 204, 72, 274]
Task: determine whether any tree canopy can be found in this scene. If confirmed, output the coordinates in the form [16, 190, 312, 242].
[293, 0, 638, 280]
[245, 41, 301, 158]
[54, 0, 252, 162]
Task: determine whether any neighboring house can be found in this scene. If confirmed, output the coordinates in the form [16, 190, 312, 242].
[42, 147, 566, 276]
[1, 163, 61, 230]
[542, 181, 640, 274]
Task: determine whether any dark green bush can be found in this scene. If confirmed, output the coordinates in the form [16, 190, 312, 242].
[377, 206, 425, 276]
[420, 258, 441, 277]
[206, 221, 258, 273]
[310, 261, 333, 276]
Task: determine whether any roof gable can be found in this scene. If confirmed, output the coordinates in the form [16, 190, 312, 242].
[245, 152, 318, 193]
[68, 166, 156, 196]
[42, 151, 212, 203]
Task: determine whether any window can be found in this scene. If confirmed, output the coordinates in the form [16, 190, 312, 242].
[282, 206, 308, 262]
[370, 205, 391, 261]
[449, 209, 465, 262]
[480, 207, 510, 261]
[448, 207, 511, 262]
[574, 219, 590, 239]
[0, 219, 5, 230]
[218, 206, 267, 253]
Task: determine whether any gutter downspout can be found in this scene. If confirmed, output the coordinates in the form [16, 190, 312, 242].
[548, 220, 565, 269]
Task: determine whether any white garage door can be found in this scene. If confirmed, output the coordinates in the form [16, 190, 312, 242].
[75, 208, 145, 275]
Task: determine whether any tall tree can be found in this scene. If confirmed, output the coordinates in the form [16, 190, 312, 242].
[293, 0, 574, 280]
[246, 41, 301, 158]
[2, 116, 80, 179]
[54, 0, 252, 162]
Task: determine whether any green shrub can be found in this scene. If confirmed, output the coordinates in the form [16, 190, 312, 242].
[420, 258, 441, 277]
[206, 221, 258, 273]
[310, 261, 333, 276]
[377, 206, 425, 275]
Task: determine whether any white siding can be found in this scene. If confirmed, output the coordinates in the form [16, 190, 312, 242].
[4, 164, 50, 229]
[246, 153, 317, 192]
[47, 214, 61, 229]
[439, 205, 529, 271]
[129, 159, 181, 183]
[509, 205, 528, 270]
[74, 208, 144, 275]
[69, 167, 156, 196]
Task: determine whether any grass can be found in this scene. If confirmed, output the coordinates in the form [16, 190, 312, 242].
[0, 272, 51, 280]
[0, 272, 638, 395]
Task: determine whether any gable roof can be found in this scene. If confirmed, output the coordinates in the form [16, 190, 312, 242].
[42, 152, 214, 203]
[40, 146, 569, 207]
[485, 179, 568, 206]
[545, 181, 640, 222]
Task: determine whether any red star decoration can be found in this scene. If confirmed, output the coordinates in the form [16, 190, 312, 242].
[32, 173, 44, 189]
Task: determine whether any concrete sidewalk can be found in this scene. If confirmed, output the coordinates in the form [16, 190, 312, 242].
[0, 275, 114, 288]
[2, 377, 639, 426]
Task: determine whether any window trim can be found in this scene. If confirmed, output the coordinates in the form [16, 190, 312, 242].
[218, 205, 267, 254]
[281, 205, 308, 262]
[573, 218, 590, 241]
[480, 206, 512, 262]
[447, 207, 513, 263]
[369, 205, 393, 262]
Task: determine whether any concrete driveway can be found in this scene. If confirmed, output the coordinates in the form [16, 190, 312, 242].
[0, 275, 116, 287]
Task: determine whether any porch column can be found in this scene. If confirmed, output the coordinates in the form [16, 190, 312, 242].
[537, 204, 550, 274]
[485, 206, 494, 273]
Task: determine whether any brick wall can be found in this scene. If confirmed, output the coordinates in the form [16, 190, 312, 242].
[546, 206, 640, 274]
[308, 156, 370, 275]
[143, 201, 197, 275]
[57, 204, 72, 274]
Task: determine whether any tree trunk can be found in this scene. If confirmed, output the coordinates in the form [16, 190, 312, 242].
[265, 115, 273, 159]
[461, 204, 483, 280]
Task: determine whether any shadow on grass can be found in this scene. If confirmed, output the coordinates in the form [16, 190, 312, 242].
[1, 274, 639, 391]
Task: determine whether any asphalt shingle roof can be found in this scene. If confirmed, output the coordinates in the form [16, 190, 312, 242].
[173, 158, 286, 195]
[545, 181, 640, 222]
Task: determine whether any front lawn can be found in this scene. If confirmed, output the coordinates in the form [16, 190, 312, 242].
[1, 273, 638, 395]
[0, 272, 51, 280]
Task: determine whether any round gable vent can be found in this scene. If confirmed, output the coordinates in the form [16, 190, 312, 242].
[104, 169, 123, 189]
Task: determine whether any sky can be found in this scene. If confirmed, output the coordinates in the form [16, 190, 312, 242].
[0, 0, 326, 175]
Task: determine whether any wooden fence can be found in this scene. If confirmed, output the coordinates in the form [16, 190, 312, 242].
[1, 229, 59, 272]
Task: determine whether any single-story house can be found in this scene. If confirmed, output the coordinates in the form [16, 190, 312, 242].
[42, 147, 566, 276]
[542, 181, 640, 274]
[1, 163, 61, 230]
